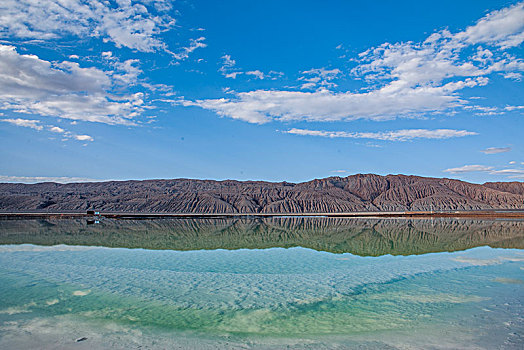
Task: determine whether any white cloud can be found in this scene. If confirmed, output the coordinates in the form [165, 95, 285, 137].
[489, 168, 524, 178]
[284, 128, 477, 142]
[74, 134, 94, 142]
[1, 118, 42, 130]
[299, 68, 341, 90]
[49, 126, 65, 133]
[463, 104, 505, 116]
[453, 2, 524, 48]
[443, 165, 494, 174]
[0, 0, 175, 52]
[1, 116, 94, 142]
[355, 4, 524, 88]
[480, 147, 511, 154]
[219, 54, 282, 80]
[0, 44, 145, 125]
[505, 105, 524, 111]
[181, 78, 485, 124]
[225, 72, 242, 79]
[443, 166, 524, 179]
[444, 161, 524, 179]
[0, 175, 100, 183]
[503, 72, 523, 80]
[102, 53, 143, 85]
[246, 70, 265, 79]
[183, 3, 524, 124]
[172, 37, 207, 60]
[219, 54, 242, 79]
[220, 55, 236, 70]
[0, 45, 111, 93]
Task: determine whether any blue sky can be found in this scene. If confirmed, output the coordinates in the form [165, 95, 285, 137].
[0, 0, 523, 184]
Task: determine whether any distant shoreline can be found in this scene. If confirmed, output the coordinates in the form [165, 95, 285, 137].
[2, 210, 524, 219]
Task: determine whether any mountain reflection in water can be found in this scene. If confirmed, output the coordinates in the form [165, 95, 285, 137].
[1, 217, 523, 255]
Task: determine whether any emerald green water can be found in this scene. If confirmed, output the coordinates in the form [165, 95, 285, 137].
[0, 218, 523, 349]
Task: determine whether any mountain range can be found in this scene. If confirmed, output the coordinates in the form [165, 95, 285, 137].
[1, 174, 523, 213]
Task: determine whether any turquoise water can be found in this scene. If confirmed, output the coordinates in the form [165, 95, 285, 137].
[0, 218, 523, 349]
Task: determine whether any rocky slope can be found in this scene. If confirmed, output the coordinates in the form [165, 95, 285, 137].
[484, 181, 524, 195]
[0, 174, 523, 213]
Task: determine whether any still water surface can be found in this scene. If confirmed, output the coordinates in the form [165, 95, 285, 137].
[0, 217, 523, 349]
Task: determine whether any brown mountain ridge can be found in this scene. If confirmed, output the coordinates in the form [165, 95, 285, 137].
[1, 174, 523, 213]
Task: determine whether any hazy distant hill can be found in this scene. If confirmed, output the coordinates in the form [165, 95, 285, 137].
[1, 174, 524, 213]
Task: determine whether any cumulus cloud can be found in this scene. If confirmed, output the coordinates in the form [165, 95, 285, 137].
[0, 44, 145, 125]
[224, 72, 241, 79]
[219, 55, 236, 71]
[0, 0, 175, 52]
[108, 58, 143, 85]
[299, 68, 341, 90]
[443, 165, 494, 174]
[1, 116, 94, 142]
[181, 79, 485, 123]
[453, 2, 524, 48]
[480, 147, 511, 154]
[74, 134, 94, 141]
[1, 118, 42, 130]
[172, 37, 207, 60]
[219, 54, 243, 79]
[182, 2, 524, 124]
[284, 128, 477, 142]
[218, 54, 282, 80]
[49, 126, 65, 133]
[245, 70, 266, 79]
